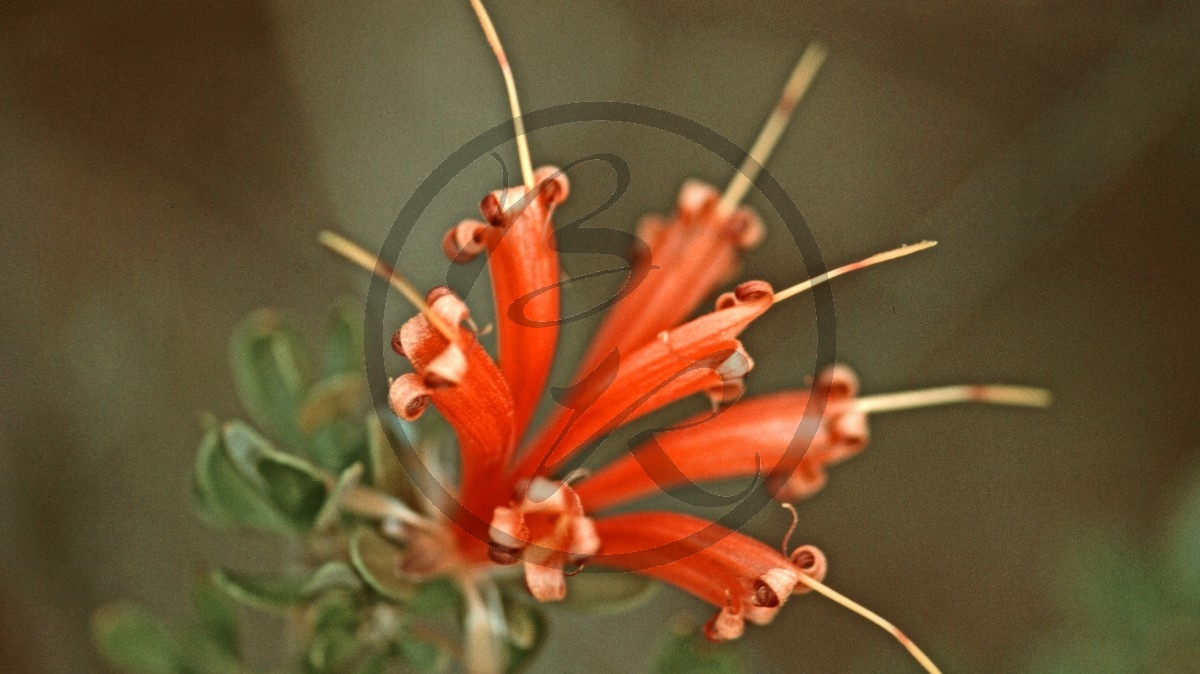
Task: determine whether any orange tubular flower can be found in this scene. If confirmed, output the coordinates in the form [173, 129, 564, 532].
[443, 167, 569, 440]
[512, 279, 774, 480]
[573, 180, 763, 377]
[388, 288, 515, 534]
[575, 364, 868, 512]
[592, 512, 827, 641]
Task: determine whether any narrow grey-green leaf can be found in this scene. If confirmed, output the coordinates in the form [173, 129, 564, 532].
[190, 576, 238, 657]
[407, 578, 462, 616]
[400, 638, 448, 673]
[92, 602, 182, 674]
[192, 426, 296, 535]
[307, 592, 362, 674]
[179, 630, 241, 674]
[315, 463, 364, 532]
[220, 421, 328, 531]
[367, 415, 405, 492]
[211, 563, 362, 613]
[299, 374, 371, 472]
[298, 374, 367, 435]
[324, 302, 365, 377]
[505, 601, 546, 674]
[222, 421, 322, 485]
[348, 527, 415, 602]
[366, 415, 421, 510]
[229, 310, 312, 445]
[306, 416, 370, 474]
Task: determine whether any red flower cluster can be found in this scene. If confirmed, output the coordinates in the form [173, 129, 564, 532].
[389, 173, 932, 642]
[324, 5, 1049, 671]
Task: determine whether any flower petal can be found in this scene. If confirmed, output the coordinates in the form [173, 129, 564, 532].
[575, 181, 763, 377]
[446, 166, 569, 439]
[591, 512, 821, 641]
[393, 290, 515, 523]
[513, 281, 775, 480]
[575, 366, 868, 511]
[387, 374, 433, 421]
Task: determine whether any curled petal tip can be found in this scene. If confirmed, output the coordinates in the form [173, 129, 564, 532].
[744, 604, 781, 626]
[729, 208, 765, 250]
[831, 411, 869, 450]
[442, 220, 488, 263]
[493, 480, 599, 603]
[772, 464, 829, 503]
[479, 192, 508, 226]
[533, 165, 570, 205]
[789, 545, 828, 591]
[390, 328, 405, 357]
[815, 363, 859, 399]
[735, 279, 773, 302]
[716, 280, 774, 310]
[388, 374, 432, 421]
[753, 567, 801, 607]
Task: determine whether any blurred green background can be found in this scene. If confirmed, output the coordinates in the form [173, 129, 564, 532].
[2, 1, 1199, 672]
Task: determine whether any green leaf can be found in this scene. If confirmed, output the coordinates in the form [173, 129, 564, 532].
[221, 421, 328, 531]
[349, 527, 415, 602]
[299, 375, 370, 472]
[1166, 460, 1200, 603]
[222, 421, 322, 486]
[1060, 533, 1165, 641]
[407, 578, 463, 616]
[298, 374, 367, 435]
[229, 310, 312, 445]
[554, 571, 659, 614]
[306, 592, 362, 674]
[314, 463, 364, 532]
[193, 425, 298, 535]
[366, 415, 408, 493]
[504, 601, 546, 674]
[92, 603, 182, 674]
[653, 621, 743, 674]
[306, 418, 369, 474]
[400, 638, 448, 673]
[323, 302, 365, 378]
[179, 631, 241, 674]
[211, 563, 362, 613]
[190, 576, 238, 657]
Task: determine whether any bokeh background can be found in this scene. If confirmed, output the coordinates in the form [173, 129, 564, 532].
[3, 1, 1199, 672]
